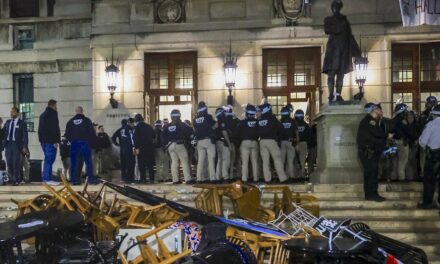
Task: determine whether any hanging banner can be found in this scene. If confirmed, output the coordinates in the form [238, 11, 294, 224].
[399, 0, 440, 26]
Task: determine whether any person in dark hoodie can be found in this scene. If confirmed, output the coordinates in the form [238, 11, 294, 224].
[38, 99, 61, 185]
[133, 114, 155, 183]
[65, 106, 97, 185]
[112, 119, 128, 180]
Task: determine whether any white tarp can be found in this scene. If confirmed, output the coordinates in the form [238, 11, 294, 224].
[399, 0, 440, 26]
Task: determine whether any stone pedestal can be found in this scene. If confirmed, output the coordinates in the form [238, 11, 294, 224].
[311, 103, 365, 184]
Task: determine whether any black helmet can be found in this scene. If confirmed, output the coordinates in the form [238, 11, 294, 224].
[121, 119, 128, 126]
[426, 96, 438, 106]
[294, 109, 305, 120]
[154, 120, 163, 127]
[259, 103, 272, 115]
[280, 106, 290, 117]
[197, 101, 208, 113]
[286, 103, 294, 113]
[394, 103, 408, 115]
[170, 109, 181, 119]
[245, 104, 256, 116]
[432, 105, 440, 116]
[215, 107, 225, 118]
[331, 0, 343, 11]
[127, 117, 135, 124]
[134, 114, 144, 122]
[364, 102, 379, 113]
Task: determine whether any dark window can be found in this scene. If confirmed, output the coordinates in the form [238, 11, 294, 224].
[145, 52, 198, 122]
[14, 26, 34, 50]
[13, 74, 35, 132]
[263, 47, 321, 120]
[10, 0, 39, 18]
[47, 0, 55, 17]
[391, 43, 440, 112]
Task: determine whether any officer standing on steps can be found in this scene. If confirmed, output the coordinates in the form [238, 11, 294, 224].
[419, 96, 438, 178]
[162, 109, 194, 184]
[258, 103, 288, 183]
[418, 105, 440, 209]
[280, 106, 299, 180]
[237, 104, 260, 182]
[133, 114, 155, 183]
[112, 119, 128, 181]
[294, 109, 311, 178]
[193, 102, 216, 183]
[391, 103, 411, 181]
[122, 118, 135, 183]
[357, 103, 388, 202]
[154, 120, 170, 182]
[214, 108, 233, 182]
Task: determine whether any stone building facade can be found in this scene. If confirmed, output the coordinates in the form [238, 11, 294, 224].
[1, 0, 440, 162]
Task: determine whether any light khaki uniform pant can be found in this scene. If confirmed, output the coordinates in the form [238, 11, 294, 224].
[197, 139, 216, 181]
[155, 148, 170, 182]
[394, 139, 409, 181]
[216, 141, 231, 180]
[259, 139, 288, 182]
[229, 144, 237, 179]
[281, 140, 296, 179]
[297, 141, 308, 177]
[240, 140, 259, 182]
[168, 143, 191, 182]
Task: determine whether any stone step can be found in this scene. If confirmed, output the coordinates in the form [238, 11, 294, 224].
[375, 228, 440, 243]
[347, 217, 440, 229]
[322, 208, 440, 218]
[319, 199, 422, 209]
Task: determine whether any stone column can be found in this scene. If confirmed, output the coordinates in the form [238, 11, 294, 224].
[311, 103, 365, 184]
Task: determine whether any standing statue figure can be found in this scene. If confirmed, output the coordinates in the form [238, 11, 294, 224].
[323, 0, 361, 102]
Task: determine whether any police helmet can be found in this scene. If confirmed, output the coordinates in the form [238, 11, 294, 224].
[331, 0, 343, 11]
[294, 109, 305, 119]
[197, 101, 208, 113]
[215, 107, 225, 118]
[394, 103, 408, 115]
[364, 102, 379, 113]
[134, 114, 144, 123]
[121, 119, 128, 126]
[426, 96, 438, 106]
[286, 103, 294, 113]
[432, 105, 440, 116]
[154, 120, 163, 128]
[170, 109, 181, 119]
[245, 104, 256, 116]
[127, 117, 135, 124]
[259, 103, 272, 115]
[280, 106, 290, 117]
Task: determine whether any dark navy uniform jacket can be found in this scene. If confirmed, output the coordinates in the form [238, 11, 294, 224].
[391, 115, 412, 142]
[65, 114, 96, 144]
[193, 114, 215, 139]
[133, 122, 155, 150]
[257, 114, 282, 140]
[237, 118, 258, 141]
[162, 121, 193, 145]
[280, 117, 298, 141]
[296, 119, 311, 143]
[154, 128, 165, 148]
[357, 114, 387, 153]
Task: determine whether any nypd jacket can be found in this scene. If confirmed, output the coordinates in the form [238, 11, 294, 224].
[133, 122, 155, 150]
[65, 114, 96, 144]
[193, 113, 215, 139]
[237, 118, 258, 141]
[356, 114, 387, 153]
[38, 107, 61, 144]
[258, 114, 282, 140]
[296, 119, 311, 143]
[280, 117, 298, 141]
[162, 121, 193, 145]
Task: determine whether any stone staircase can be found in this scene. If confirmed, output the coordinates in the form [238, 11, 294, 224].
[0, 182, 438, 263]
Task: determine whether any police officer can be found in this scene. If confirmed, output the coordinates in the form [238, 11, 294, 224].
[258, 103, 288, 183]
[112, 119, 128, 181]
[419, 96, 438, 177]
[122, 118, 136, 183]
[357, 103, 387, 202]
[418, 105, 440, 209]
[280, 106, 299, 179]
[162, 109, 194, 184]
[237, 104, 260, 182]
[294, 109, 311, 178]
[224, 105, 240, 179]
[193, 102, 216, 182]
[154, 120, 170, 182]
[391, 103, 411, 181]
[65, 106, 97, 185]
[133, 114, 155, 183]
[214, 108, 233, 182]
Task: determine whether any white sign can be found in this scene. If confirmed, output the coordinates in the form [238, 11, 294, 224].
[399, 0, 440, 26]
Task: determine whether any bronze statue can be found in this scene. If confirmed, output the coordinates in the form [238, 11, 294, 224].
[323, 0, 361, 102]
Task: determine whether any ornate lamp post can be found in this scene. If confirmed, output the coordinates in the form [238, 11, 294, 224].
[105, 44, 119, 108]
[224, 41, 238, 106]
[353, 53, 369, 101]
